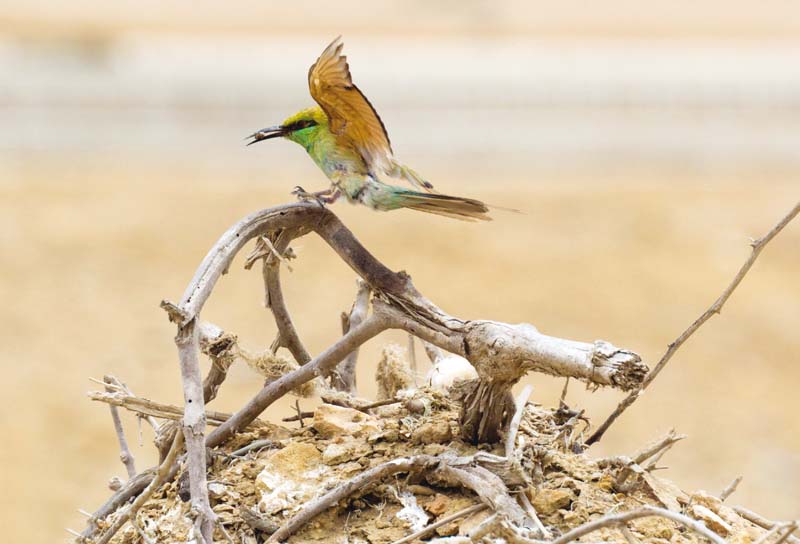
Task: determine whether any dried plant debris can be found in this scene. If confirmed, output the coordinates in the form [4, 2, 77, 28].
[97, 387, 782, 544]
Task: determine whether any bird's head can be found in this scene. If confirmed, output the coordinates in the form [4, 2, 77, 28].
[246, 107, 328, 148]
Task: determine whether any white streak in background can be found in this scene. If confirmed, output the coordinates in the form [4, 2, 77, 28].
[1, 36, 800, 169]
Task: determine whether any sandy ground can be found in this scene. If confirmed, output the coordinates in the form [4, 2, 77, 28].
[0, 155, 797, 542]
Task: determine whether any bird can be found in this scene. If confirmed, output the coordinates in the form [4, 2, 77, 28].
[246, 36, 491, 221]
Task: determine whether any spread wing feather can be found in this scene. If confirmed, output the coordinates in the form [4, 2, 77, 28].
[308, 37, 393, 171]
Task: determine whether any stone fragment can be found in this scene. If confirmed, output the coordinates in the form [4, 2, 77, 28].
[531, 488, 575, 516]
[312, 404, 381, 439]
[411, 419, 452, 444]
[690, 504, 733, 536]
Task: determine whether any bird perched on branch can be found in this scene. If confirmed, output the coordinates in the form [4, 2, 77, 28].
[246, 36, 491, 221]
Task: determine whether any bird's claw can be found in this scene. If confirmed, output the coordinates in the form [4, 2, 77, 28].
[291, 186, 327, 207]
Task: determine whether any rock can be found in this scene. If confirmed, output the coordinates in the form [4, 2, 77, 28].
[690, 504, 732, 536]
[424, 494, 451, 516]
[411, 419, 452, 444]
[312, 404, 381, 439]
[531, 488, 575, 516]
[322, 441, 371, 465]
[255, 442, 326, 515]
[207, 482, 227, 499]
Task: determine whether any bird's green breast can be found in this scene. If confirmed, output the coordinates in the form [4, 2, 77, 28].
[288, 125, 367, 180]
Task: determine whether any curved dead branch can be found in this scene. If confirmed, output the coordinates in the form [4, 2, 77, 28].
[267, 455, 441, 543]
[588, 199, 800, 445]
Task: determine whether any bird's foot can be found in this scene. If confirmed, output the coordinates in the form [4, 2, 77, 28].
[291, 186, 340, 207]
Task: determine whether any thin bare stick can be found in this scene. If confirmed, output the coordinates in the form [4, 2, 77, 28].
[505, 385, 533, 456]
[518, 492, 551, 539]
[390, 503, 488, 544]
[330, 279, 372, 392]
[755, 522, 799, 544]
[549, 505, 726, 544]
[104, 376, 137, 478]
[435, 464, 530, 529]
[78, 470, 155, 540]
[240, 506, 279, 535]
[229, 439, 278, 458]
[267, 455, 440, 543]
[735, 508, 800, 544]
[720, 476, 742, 502]
[282, 411, 315, 423]
[88, 391, 268, 429]
[94, 433, 184, 544]
[246, 231, 311, 365]
[587, 200, 800, 445]
[207, 313, 390, 447]
[775, 524, 800, 544]
[408, 334, 419, 386]
[621, 524, 640, 544]
[559, 378, 570, 405]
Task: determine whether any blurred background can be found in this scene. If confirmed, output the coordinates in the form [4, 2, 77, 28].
[1, 1, 798, 542]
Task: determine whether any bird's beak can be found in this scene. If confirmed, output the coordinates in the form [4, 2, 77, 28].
[245, 125, 287, 146]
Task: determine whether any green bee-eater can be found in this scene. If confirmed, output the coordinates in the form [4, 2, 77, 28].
[247, 37, 490, 221]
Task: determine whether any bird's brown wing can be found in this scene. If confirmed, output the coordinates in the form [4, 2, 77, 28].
[308, 37, 393, 170]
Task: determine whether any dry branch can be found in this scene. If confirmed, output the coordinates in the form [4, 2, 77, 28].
[588, 200, 800, 445]
[267, 455, 441, 543]
[390, 503, 488, 544]
[169, 203, 644, 445]
[78, 470, 155, 540]
[88, 391, 268, 429]
[330, 279, 372, 392]
[548, 505, 726, 544]
[94, 433, 184, 544]
[103, 376, 137, 478]
[246, 231, 311, 365]
[735, 507, 800, 544]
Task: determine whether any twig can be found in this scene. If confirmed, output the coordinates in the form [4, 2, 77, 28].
[104, 376, 137, 478]
[229, 439, 279, 458]
[505, 385, 533, 457]
[518, 492, 551, 539]
[621, 524, 640, 544]
[330, 279, 372, 392]
[267, 455, 440, 543]
[94, 433, 184, 544]
[88, 391, 268, 429]
[207, 313, 390, 447]
[588, 200, 800, 445]
[548, 505, 726, 544]
[240, 506, 279, 534]
[408, 333, 418, 386]
[78, 470, 155, 540]
[248, 231, 311, 365]
[755, 522, 798, 544]
[719, 476, 742, 502]
[294, 399, 305, 427]
[390, 503, 488, 544]
[559, 378, 570, 405]
[282, 411, 315, 423]
[775, 524, 800, 544]
[434, 463, 530, 529]
[735, 507, 800, 544]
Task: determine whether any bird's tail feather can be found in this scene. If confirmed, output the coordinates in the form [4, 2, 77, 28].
[394, 190, 491, 221]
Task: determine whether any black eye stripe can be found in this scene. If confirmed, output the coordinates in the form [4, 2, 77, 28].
[285, 119, 318, 131]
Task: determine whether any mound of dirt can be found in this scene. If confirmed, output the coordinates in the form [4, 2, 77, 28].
[104, 386, 769, 544]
